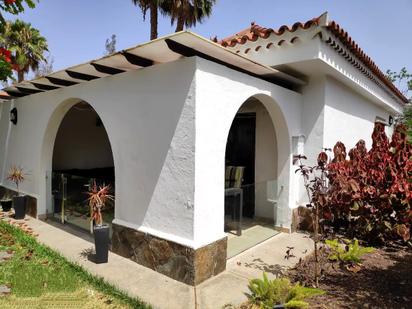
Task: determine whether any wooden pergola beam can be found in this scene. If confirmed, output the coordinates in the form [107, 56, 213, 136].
[66, 70, 99, 81]
[121, 52, 153, 67]
[90, 63, 125, 75]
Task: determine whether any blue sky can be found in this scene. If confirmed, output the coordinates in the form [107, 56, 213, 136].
[5, 0, 412, 79]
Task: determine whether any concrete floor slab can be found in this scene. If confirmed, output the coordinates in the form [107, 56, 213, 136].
[226, 232, 313, 280]
[196, 272, 249, 309]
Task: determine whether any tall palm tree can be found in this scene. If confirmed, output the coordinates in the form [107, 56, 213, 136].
[1, 19, 48, 82]
[132, 0, 161, 40]
[161, 0, 215, 32]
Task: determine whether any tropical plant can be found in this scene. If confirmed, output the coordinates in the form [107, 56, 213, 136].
[131, 0, 216, 40]
[295, 151, 330, 287]
[0, 46, 12, 81]
[86, 181, 114, 230]
[404, 105, 412, 142]
[104, 34, 117, 55]
[0, 19, 48, 82]
[324, 122, 412, 244]
[386, 67, 412, 141]
[386, 67, 411, 101]
[160, 0, 216, 32]
[325, 239, 374, 264]
[33, 52, 53, 78]
[7, 165, 26, 195]
[131, 0, 161, 40]
[247, 273, 324, 309]
[0, 0, 37, 27]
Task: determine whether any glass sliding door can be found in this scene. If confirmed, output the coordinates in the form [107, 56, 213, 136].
[50, 172, 115, 234]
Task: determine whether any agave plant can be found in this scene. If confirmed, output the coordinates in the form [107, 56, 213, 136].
[7, 165, 26, 195]
[86, 180, 114, 230]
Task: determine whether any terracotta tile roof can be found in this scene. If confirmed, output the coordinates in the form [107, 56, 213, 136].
[325, 21, 408, 104]
[216, 14, 408, 104]
[218, 18, 321, 48]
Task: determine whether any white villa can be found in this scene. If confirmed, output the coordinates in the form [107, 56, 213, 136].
[0, 13, 407, 285]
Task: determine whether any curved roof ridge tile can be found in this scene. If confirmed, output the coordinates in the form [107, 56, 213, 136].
[326, 20, 408, 103]
[217, 14, 408, 103]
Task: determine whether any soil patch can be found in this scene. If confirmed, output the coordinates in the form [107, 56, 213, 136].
[288, 245, 412, 308]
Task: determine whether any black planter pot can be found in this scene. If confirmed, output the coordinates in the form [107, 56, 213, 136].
[94, 225, 109, 264]
[1, 200, 12, 212]
[13, 196, 27, 219]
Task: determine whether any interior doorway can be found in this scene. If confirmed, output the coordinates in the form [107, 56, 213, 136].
[225, 113, 256, 218]
[225, 98, 279, 258]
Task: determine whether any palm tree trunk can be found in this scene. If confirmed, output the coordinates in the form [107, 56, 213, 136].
[17, 70, 24, 82]
[150, 2, 158, 40]
[175, 14, 185, 32]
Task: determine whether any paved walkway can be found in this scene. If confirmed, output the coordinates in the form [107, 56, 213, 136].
[3, 216, 313, 309]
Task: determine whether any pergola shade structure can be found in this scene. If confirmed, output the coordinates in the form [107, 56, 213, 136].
[3, 32, 304, 98]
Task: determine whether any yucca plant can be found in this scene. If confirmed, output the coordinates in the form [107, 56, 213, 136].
[6, 165, 27, 219]
[86, 180, 113, 229]
[7, 165, 25, 195]
[86, 180, 114, 264]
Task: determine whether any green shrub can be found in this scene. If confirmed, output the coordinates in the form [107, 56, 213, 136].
[247, 273, 324, 309]
[325, 239, 374, 264]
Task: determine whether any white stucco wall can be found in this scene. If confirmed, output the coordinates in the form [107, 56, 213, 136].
[0, 57, 198, 247]
[301, 77, 326, 163]
[194, 58, 303, 247]
[0, 56, 305, 249]
[324, 76, 394, 151]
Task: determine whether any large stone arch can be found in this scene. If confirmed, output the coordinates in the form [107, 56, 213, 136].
[38, 97, 117, 217]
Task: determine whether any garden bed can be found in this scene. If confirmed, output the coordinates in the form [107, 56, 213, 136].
[288, 244, 412, 308]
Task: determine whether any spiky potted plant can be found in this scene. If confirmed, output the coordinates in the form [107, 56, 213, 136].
[7, 166, 27, 219]
[0, 193, 13, 212]
[87, 180, 113, 264]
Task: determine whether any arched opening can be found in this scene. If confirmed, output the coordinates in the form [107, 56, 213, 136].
[224, 97, 281, 258]
[49, 101, 115, 233]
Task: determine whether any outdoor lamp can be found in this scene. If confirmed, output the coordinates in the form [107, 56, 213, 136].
[10, 107, 17, 125]
[388, 115, 394, 126]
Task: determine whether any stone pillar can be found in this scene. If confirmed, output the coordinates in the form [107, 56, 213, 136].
[111, 223, 227, 285]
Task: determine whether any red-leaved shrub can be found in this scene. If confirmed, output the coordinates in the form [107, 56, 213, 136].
[323, 122, 412, 243]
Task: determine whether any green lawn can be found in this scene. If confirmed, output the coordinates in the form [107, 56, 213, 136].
[0, 220, 150, 309]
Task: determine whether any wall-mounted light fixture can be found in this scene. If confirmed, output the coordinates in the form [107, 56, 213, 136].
[388, 115, 394, 126]
[10, 107, 17, 125]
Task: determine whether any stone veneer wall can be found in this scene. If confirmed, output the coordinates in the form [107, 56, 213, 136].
[0, 185, 37, 218]
[111, 223, 227, 285]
